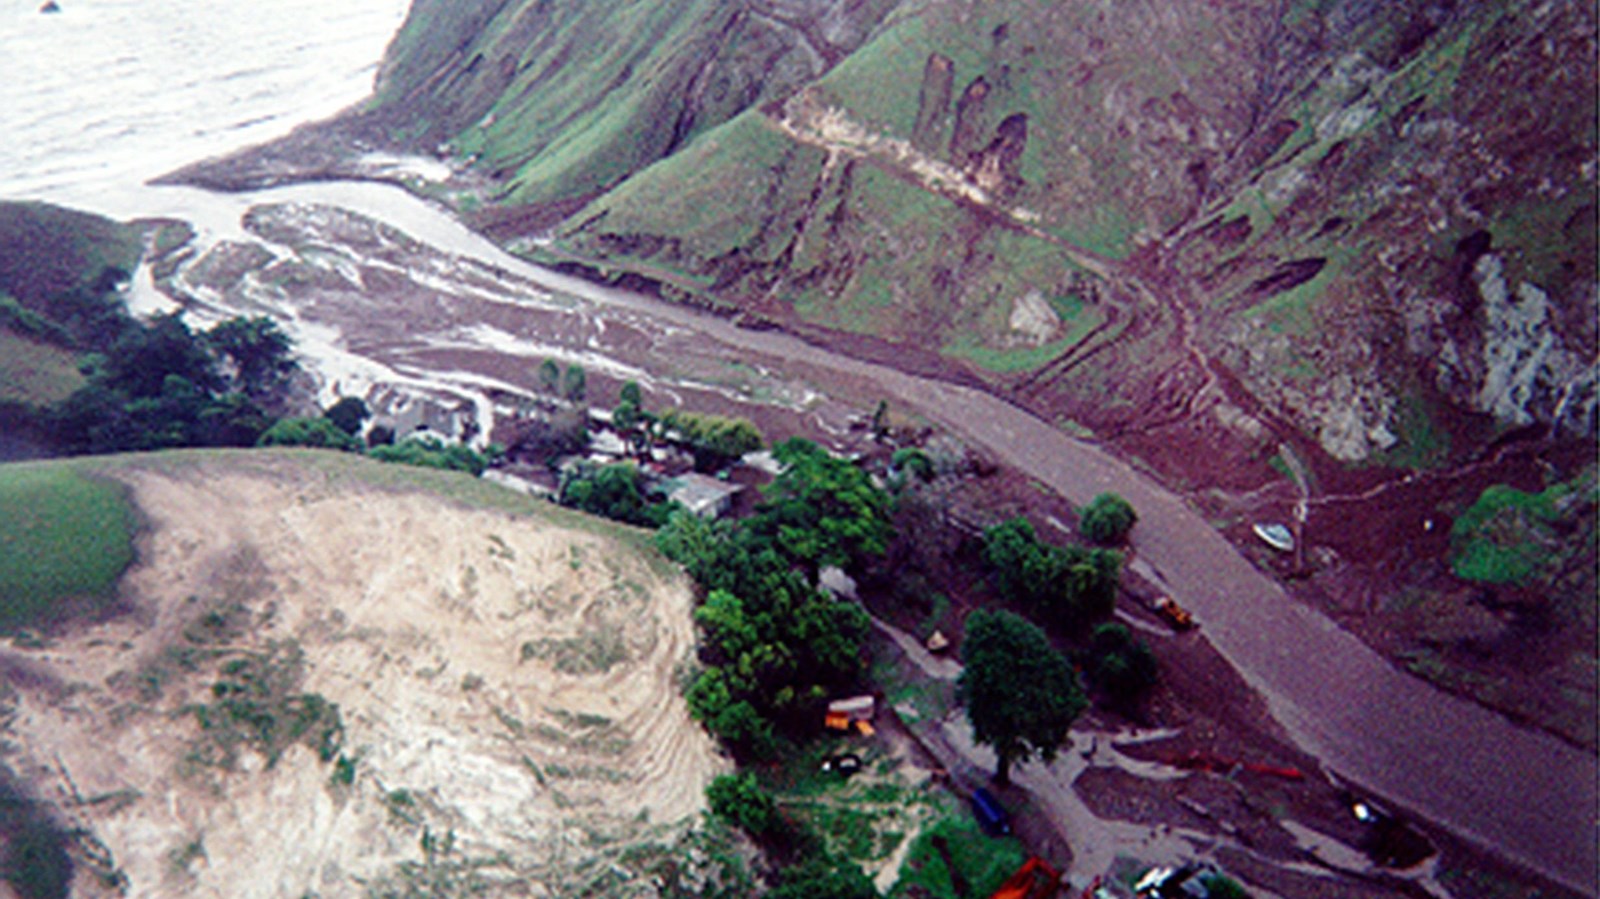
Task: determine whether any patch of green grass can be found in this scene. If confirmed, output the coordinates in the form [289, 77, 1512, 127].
[1449, 479, 1586, 585]
[0, 329, 83, 407]
[0, 464, 135, 631]
[888, 813, 1029, 899]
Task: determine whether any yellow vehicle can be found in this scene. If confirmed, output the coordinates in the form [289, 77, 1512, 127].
[1154, 596, 1195, 630]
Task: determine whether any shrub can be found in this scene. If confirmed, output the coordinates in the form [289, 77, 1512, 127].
[368, 436, 495, 476]
[705, 773, 775, 835]
[258, 416, 362, 452]
[1087, 622, 1158, 705]
[1200, 874, 1251, 899]
[1079, 492, 1137, 544]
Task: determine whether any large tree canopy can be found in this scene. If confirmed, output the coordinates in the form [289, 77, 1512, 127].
[957, 608, 1085, 785]
[983, 517, 1121, 627]
[753, 438, 893, 578]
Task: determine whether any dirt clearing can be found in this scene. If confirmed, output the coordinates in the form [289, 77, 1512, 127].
[0, 450, 725, 897]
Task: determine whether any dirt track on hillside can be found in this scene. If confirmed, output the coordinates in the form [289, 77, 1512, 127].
[0, 453, 725, 897]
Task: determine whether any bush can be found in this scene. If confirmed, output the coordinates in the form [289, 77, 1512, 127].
[1079, 492, 1137, 544]
[368, 436, 495, 476]
[705, 773, 775, 835]
[1200, 874, 1251, 899]
[258, 417, 363, 452]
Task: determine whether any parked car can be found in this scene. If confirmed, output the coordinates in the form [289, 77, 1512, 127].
[971, 787, 1012, 836]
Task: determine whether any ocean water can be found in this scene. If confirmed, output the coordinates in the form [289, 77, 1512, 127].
[0, 0, 409, 212]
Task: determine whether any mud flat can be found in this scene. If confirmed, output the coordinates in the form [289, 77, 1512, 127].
[0, 450, 726, 897]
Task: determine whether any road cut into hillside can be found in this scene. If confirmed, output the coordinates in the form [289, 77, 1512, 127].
[0, 451, 726, 898]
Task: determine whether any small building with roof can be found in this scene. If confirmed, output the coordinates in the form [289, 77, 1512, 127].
[661, 472, 743, 519]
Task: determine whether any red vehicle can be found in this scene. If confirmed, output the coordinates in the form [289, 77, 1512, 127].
[989, 857, 1062, 899]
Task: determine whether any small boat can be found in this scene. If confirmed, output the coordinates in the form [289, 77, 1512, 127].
[1253, 522, 1295, 552]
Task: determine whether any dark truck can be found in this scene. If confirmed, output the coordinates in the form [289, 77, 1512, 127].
[971, 787, 1012, 836]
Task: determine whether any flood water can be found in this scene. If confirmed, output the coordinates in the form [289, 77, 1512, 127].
[0, 0, 408, 210]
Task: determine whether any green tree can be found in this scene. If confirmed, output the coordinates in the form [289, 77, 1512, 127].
[323, 396, 370, 436]
[705, 773, 775, 835]
[562, 363, 587, 403]
[206, 316, 296, 399]
[1079, 492, 1137, 545]
[661, 409, 764, 471]
[957, 609, 1084, 785]
[753, 438, 893, 578]
[559, 461, 671, 527]
[1087, 622, 1158, 706]
[982, 517, 1121, 628]
[612, 380, 652, 456]
[537, 358, 561, 395]
[101, 312, 220, 398]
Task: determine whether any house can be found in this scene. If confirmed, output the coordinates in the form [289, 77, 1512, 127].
[587, 428, 628, 461]
[661, 472, 742, 519]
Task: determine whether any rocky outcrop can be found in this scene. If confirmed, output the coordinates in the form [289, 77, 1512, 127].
[1463, 255, 1597, 433]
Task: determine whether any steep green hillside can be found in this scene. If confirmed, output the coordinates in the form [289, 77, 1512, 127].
[0, 202, 141, 315]
[365, 0, 1595, 473]
[0, 202, 141, 422]
[373, 0, 901, 221]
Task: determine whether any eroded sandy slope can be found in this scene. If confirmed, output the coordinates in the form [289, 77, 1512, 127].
[0, 451, 725, 897]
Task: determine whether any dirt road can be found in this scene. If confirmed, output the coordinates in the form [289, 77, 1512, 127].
[142, 181, 1597, 894]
